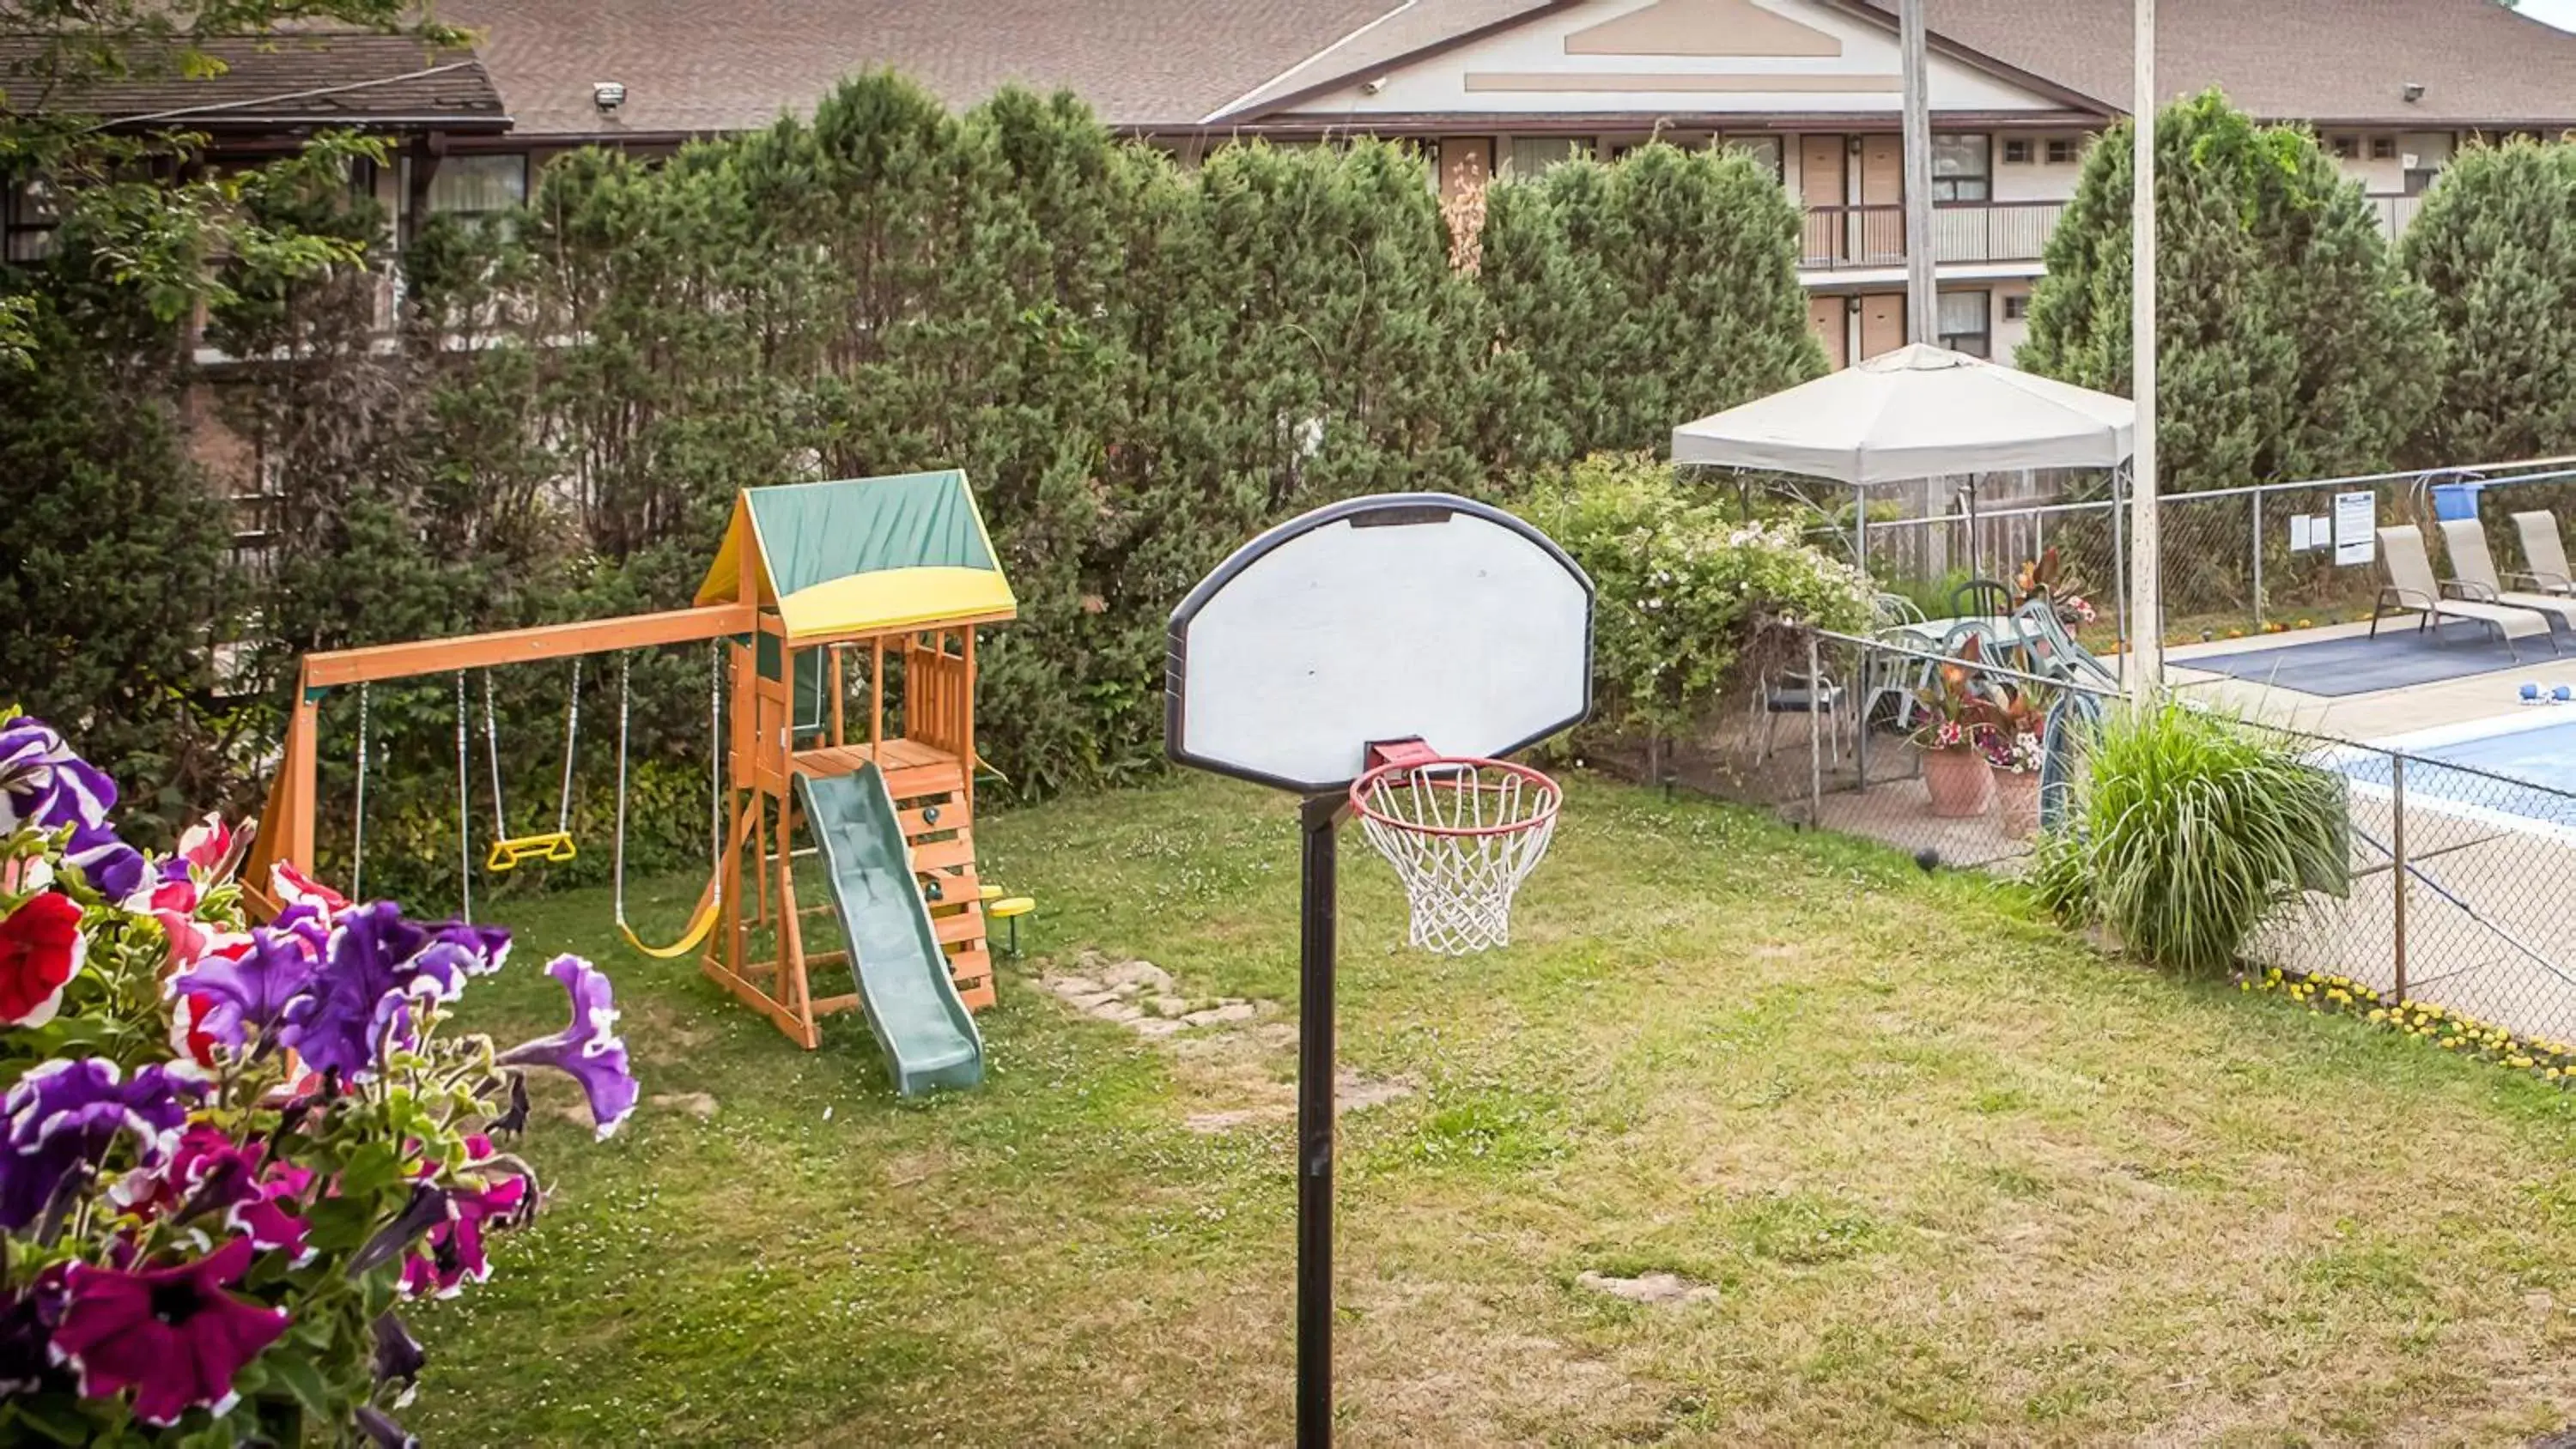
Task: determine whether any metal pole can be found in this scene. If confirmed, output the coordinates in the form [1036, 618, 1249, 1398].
[1965, 477, 1982, 579]
[2128, 0, 2163, 699]
[1807, 632, 1825, 823]
[2111, 464, 2130, 685]
[2250, 492, 2265, 630]
[1296, 794, 1341, 1449]
[2390, 755, 2409, 1006]
[1855, 484, 1870, 577]
[1900, 0, 1937, 346]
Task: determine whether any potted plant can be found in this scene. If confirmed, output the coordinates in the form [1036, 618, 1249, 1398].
[0, 710, 640, 1446]
[1982, 686, 2051, 838]
[2013, 547, 2099, 628]
[1910, 642, 1998, 818]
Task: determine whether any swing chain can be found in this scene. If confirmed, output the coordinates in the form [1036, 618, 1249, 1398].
[454, 671, 473, 925]
[556, 655, 580, 836]
[482, 672, 507, 843]
[350, 682, 370, 902]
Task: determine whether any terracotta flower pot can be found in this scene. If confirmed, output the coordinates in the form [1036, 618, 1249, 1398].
[1918, 743, 1994, 818]
[1993, 767, 2042, 839]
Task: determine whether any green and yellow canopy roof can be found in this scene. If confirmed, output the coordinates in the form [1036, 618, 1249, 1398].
[695, 470, 1017, 641]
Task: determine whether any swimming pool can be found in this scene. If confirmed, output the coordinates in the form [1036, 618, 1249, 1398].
[2336, 714, 2576, 831]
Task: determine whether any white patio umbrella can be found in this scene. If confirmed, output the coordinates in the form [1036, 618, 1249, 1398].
[1670, 343, 2134, 484]
[1670, 343, 2135, 585]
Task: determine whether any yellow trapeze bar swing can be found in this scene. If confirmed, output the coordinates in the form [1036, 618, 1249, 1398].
[477, 661, 583, 874]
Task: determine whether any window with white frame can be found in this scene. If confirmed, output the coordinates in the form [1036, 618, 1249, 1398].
[4, 177, 61, 262]
[2329, 135, 2359, 160]
[2002, 137, 2032, 165]
[1504, 136, 1594, 177]
[425, 153, 529, 219]
[2371, 136, 2397, 161]
[1931, 135, 1990, 202]
[2002, 293, 2030, 322]
[1938, 288, 1991, 357]
[2045, 136, 2078, 165]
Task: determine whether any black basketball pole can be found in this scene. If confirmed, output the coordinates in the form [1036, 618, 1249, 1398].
[1296, 791, 1341, 1448]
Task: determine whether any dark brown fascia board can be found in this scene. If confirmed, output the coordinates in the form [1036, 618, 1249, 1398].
[1206, 0, 1589, 124]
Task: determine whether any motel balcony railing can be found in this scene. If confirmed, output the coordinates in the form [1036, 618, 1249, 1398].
[1798, 199, 2068, 270]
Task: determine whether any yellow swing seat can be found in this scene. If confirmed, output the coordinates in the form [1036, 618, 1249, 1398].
[485, 832, 578, 873]
[617, 875, 722, 961]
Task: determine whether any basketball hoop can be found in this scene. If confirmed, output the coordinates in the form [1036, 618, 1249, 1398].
[1349, 749, 1562, 955]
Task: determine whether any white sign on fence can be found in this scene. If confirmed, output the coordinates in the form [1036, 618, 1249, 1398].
[2288, 514, 2318, 552]
[2334, 491, 2377, 566]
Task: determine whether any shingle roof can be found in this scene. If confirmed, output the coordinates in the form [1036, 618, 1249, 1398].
[440, 0, 1405, 137]
[1880, 0, 2576, 127]
[431, 0, 2576, 142]
[0, 33, 506, 130]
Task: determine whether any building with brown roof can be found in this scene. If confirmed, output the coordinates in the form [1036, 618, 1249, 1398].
[18, 1, 2576, 364]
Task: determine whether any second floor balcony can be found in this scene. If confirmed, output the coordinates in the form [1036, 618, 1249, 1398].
[1801, 191, 2423, 272]
[1799, 200, 2065, 271]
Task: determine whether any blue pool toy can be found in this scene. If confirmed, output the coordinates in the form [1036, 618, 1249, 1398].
[2558, 684, 2575, 703]
[2523, 682, 2543, 702]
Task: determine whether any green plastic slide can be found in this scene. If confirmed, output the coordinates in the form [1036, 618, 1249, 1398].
[793, 765, 984, 1095]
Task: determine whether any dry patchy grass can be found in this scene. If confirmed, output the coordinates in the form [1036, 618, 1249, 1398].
[407, 773, 2576, 1446]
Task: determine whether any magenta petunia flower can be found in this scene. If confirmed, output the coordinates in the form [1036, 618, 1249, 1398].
[0, 1059, 204, 1232]
[400, 1149, 531, 1299]
[51, 1238, 289, 1426]
[144, 1127, 316, 1264]
[496, 955, 638, 1139]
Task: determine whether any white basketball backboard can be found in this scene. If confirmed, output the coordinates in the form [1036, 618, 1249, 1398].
[1167, 494, 1595, 795]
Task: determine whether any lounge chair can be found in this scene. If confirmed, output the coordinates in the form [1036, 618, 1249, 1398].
[2435, 518, 2576, 631]
[2512, 511, 2575, 597]
[2370, 525, 2554, 660]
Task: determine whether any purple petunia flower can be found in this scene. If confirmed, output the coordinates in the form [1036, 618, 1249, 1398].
[0, 718, 143, 900]
[0, 1059, 205, 1232]
[410, 921, 511, 988]
[50, 1238, 289, 1426]
[0, 717, 116, 838]
[171, 924, 320, 1049]
[276, 903, 435, 1081]
[496, 955, 638, 1140]
[372, 1309, 425, 1396]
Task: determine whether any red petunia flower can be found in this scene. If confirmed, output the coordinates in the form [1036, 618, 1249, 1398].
[0, 891, 87, 1027]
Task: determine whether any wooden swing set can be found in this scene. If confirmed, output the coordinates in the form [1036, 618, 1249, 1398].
[244, 470, 1017, 1049]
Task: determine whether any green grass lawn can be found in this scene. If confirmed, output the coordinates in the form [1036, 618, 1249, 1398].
[410, 773, 2576, 1446]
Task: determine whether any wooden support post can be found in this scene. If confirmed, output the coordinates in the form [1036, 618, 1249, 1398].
[829, 646, 846, 747]
[775, 788, 818, 1047]
[869, 638, 884, 759]
[962, 627, 978, 817]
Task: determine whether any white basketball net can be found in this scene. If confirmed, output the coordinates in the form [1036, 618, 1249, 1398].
[1352, 759, 1561, 955]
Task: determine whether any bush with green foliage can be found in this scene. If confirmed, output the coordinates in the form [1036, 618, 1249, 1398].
[1480, 141, 1826, 458]
[2031, 700, 2348, 978]
[2401, 138, 2576, 463]
[1522, 453, 1872, 741]
[6, 70, 1836, 889]
[2020, 90, 2439, 497]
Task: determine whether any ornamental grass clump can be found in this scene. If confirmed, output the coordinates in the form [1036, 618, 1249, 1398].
[0, 710, 639, 1445]
[2030, 699, 2347, 978]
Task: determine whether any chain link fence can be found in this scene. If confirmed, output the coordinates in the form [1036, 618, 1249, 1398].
[1809, 458, 2576, 655]
[1632, 625, 2576, 1048]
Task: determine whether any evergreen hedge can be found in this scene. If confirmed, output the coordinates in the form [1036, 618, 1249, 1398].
[3, 71, 1832, 895]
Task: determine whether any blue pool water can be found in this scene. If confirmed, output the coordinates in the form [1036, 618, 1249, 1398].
[2338, 717, 2576, 829]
